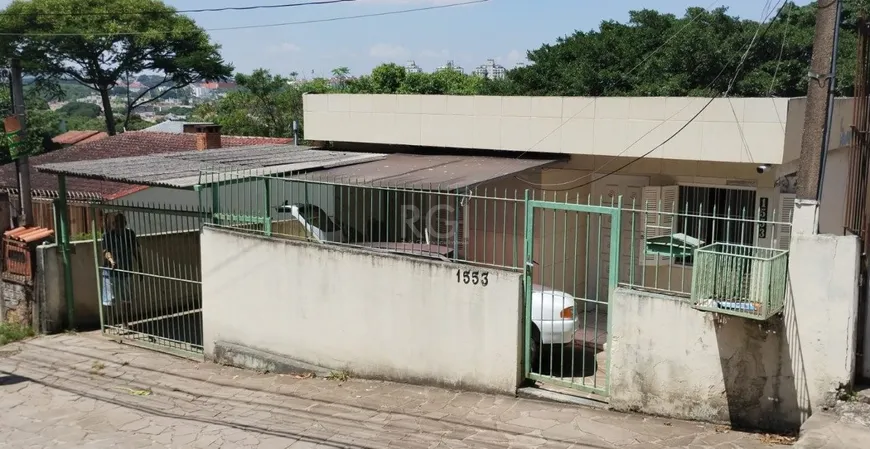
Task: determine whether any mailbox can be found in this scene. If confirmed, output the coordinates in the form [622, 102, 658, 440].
[2, 227, 54, 284]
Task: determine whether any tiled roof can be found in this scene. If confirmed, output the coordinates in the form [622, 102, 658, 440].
[51, 130, 108, 145]
[0, 131, 293, 200]
[4, 226, 54, 243]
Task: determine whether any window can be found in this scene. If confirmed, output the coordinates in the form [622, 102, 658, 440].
[641, 185, 757, 266]
[676, 186, 757, 247]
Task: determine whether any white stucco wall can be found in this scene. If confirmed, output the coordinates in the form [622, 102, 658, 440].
[304, 94, 789, 164]
[788, 232, 861, 405]
[609, 229, 860, 432]
[609, 288, 803, 431]
[201, 226, 523, 394]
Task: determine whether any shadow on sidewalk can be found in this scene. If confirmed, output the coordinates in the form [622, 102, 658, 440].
[2, 337, 616, 449]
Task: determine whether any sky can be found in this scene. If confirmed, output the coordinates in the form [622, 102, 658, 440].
[1, 0, 815, 77]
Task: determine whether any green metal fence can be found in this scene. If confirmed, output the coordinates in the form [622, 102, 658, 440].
[92, 201, 206, 358]
[617, 195, 793, 305]
[523, 194, 621, 397]
[198, 168, 532, 270]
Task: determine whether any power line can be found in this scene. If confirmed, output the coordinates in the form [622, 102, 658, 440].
[518, 0, 788, 192]
[0, 0, 356, 16]
[0, 0, 487, 36]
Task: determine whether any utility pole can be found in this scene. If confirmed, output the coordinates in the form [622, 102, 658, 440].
[9, 58, 33, 226]
[796, 0, 842, 202]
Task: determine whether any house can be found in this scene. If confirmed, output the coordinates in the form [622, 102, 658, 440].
[51, 130, 108, 149]
[299, 94, 856, 297]
[0, 125, 292, 235]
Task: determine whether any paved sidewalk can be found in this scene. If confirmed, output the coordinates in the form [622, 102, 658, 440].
[0, 333, 782, 448]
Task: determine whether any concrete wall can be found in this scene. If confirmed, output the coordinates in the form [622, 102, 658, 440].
[788, 232, 861, 406]
[609, 229, 860, 432]
[201, 226, 523, 394]
[610, 288, 802, 431]
[304, 94, 789, 164]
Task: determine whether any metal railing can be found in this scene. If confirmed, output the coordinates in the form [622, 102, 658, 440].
[198, 168, 795, 317]
[198, 168, 530, 270]
[691, 243, 788, 320]
[618, 200, 792, 301]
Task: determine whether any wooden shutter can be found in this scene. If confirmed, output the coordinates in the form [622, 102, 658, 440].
[777, 193, 796, 251]
[641, 186, 679, 266]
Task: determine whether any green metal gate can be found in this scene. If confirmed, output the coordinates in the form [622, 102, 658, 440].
[523, 194, 621, 397]
[91, 202, 205, 358]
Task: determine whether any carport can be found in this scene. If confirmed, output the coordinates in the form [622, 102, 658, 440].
[34, 144, 389, 357]
[35, 145, 557, 357]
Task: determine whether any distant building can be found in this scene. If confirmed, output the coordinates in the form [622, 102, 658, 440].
[405, 60, 423, 74]
[437, 60, 464, 74]
[473, 59, 507, 80]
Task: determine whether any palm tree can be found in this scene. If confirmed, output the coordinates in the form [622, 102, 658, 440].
[331, 66, 350, 90]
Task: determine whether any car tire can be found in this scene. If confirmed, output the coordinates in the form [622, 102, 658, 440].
[530, 325, 541, 373]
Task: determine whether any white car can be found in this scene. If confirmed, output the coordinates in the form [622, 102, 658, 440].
[529, 284, 580, 366]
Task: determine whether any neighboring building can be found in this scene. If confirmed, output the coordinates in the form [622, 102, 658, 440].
[404, 60, 423, 74]
[0, 126, 292, 234]
[472, 59, 506, 79]
[51, 130, 108, 148]
[437, 60, 464, 73]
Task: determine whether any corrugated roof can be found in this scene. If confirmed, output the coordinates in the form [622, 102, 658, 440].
[4, 226, 54, 243]
[0, 131, 295, 199]
[36, 146, 388, 189]
[289, 153, 557, 191]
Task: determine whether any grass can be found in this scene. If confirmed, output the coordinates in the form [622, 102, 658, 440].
[0, 322, 34, 346]
[326, 370, 351, 382]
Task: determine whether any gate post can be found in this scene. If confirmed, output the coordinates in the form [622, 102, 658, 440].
[522, 189, 533, 377]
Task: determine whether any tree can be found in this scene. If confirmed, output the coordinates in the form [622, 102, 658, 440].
[331, 66, 350, 90]
[0, 0, 234, 135]
[57, 102, 102, 119]
[502, 2, 858, 97]
[193, 69, 305, 138]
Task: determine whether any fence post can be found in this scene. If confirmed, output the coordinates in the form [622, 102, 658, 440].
[90, 205, 104, 333]
[522, 189, 533, 377]
[56, 174, 74, 329]
[263, 178, 272, 236]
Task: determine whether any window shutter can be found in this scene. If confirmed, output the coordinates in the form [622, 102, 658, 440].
[641, 186, 679, 266]
[777, 193, 796, 251]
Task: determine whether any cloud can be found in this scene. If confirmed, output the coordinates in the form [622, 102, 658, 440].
[268, 42, 301, 53]
[419, 49, 450, 59]
[369, 43, 409, 60]
[496, 49, 526, 67]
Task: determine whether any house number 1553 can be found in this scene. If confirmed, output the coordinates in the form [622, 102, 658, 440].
[456, 269, 489, 286]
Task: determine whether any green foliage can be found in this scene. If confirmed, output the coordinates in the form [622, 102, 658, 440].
[0, 322, 34, 345]
[192, 69, 306, 138]
[501, 2, 858, 97]
[0, 87, 60, 164]
[0, 0, 234, 135]
[57, 102, 101, 119]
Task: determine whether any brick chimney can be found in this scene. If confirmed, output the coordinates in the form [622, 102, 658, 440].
[183, 123, 222, 150]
